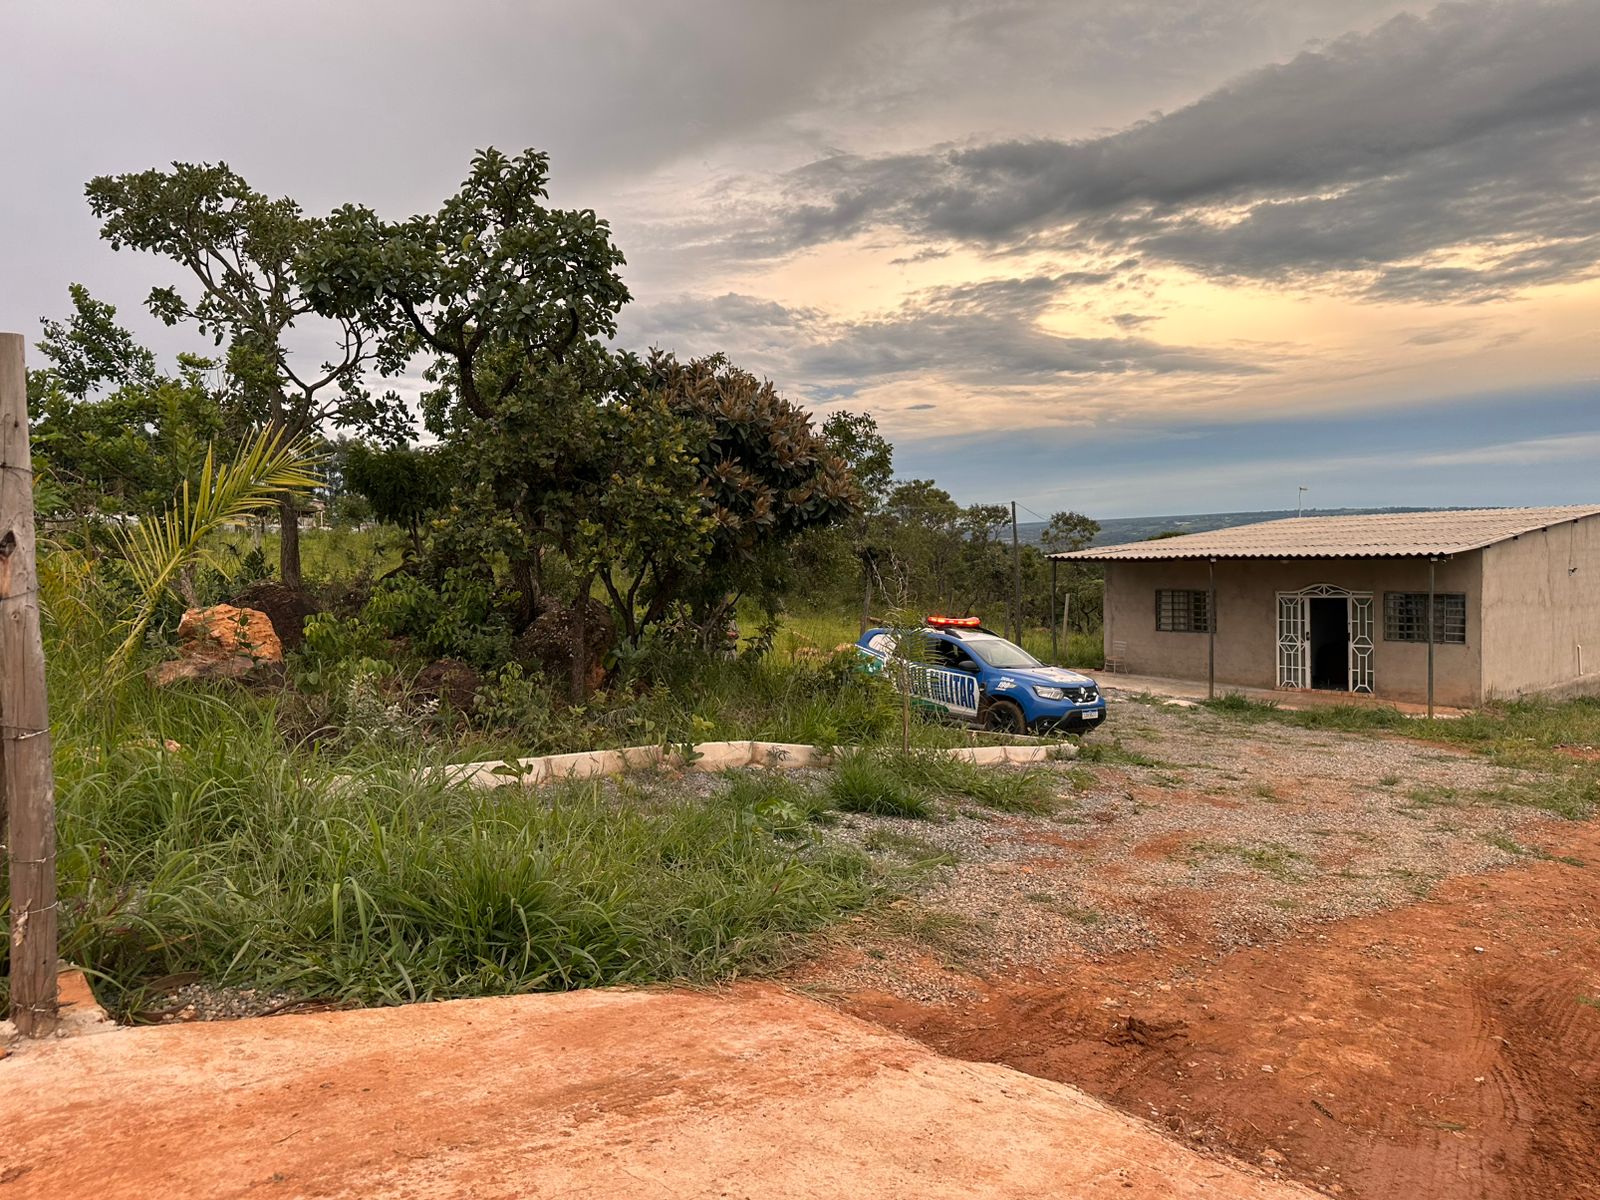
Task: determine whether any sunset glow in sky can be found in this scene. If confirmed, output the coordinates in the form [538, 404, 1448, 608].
[3, 1, 1596, 515]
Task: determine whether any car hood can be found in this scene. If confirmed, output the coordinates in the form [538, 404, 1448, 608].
[990, 666, 1098, 688]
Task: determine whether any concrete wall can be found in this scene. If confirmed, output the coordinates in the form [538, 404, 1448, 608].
[1479, 515, 1600, 699]
[1102, 554, 1484, 706]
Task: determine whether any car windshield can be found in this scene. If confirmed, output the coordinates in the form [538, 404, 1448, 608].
[962, 633, 1040, 669]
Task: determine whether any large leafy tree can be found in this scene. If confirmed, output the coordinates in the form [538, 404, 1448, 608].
[27, 285, 233, 522]
[300, 147, 634, 621]
[641, 351, 859, 637]
[85, 162, 408, 586]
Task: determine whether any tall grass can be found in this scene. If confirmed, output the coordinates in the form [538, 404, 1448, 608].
[3, 578, 902, 1016]
[829, 753, 933, 818]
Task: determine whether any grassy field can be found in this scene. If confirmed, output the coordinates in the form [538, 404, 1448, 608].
[15, 625, 903, 1016]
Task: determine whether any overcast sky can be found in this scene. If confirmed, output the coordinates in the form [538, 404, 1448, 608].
[3, 0, 1597, 517]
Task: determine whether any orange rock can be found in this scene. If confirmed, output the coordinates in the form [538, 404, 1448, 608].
[149, 604, 283, 686]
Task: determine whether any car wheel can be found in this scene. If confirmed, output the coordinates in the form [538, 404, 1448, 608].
[984, 699, 1027, 734]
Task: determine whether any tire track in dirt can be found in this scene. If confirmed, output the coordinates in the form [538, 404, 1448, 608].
[836, 820, 1600, 1199]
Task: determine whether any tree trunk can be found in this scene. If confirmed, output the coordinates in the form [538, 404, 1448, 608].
[510, 555, 541, 630]
[859, 565, 874, 634]
[569, 575, 593, 704]
[278, 493, 302, 588]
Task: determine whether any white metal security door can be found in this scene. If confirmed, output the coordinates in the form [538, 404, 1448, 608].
[1277, 594, 1307, 689]
[1349, 595, 1374, 693]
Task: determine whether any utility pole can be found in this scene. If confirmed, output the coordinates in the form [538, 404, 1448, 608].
[1297, 486, 1308, 517]
[1050, 559, 1058, 661]
[1, 332, 58, 1037]
[1010, 500, 1024, 644]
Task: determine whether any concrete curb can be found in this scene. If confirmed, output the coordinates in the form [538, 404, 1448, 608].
[436, 738, 1072, 791]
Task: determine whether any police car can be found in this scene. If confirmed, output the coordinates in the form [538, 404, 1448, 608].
[855, 616, 1107, 735]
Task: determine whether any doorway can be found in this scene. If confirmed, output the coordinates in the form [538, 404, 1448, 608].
[1276, 585, 1375, 693]
[1307, 597, 1349, 690]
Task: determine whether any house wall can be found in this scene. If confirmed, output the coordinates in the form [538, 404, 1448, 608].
[1479, 515, 1600, 699]
[1102, 554, 1483, 706]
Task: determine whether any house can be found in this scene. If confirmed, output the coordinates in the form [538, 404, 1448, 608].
[1050, 506, 1600, 709]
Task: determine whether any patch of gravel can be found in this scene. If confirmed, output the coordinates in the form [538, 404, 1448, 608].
[148, 983, 307, 1023]
[801, 697, 1562, 1002]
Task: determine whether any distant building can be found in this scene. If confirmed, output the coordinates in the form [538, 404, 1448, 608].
[1051, 506, 1600, 708]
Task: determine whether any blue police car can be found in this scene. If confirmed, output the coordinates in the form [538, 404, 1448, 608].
[855, 616, 1107, 735]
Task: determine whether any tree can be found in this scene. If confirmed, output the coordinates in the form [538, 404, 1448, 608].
[639, 351, 859, 639]
[821, 411, 893, 513]
[85, 162, 409, 586]
[342, 442, 450, 555]
[819, 411, 895, 630]
[27, 286, 234, 523]
[300, 147, 633, 623]
[1041, 510, 1100, 554]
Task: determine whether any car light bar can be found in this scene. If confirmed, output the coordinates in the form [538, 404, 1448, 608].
[926, 615, 982, 627]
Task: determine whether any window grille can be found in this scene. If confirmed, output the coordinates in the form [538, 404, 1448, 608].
[1156, 589, 1211, 633]
[1383, 592, 1466, 644]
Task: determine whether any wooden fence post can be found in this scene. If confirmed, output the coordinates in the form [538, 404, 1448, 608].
[0, 332, 58, 1037]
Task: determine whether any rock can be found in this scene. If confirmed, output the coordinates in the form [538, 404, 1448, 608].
[149, 605, 284, 687]
[228, 581, 321, 650]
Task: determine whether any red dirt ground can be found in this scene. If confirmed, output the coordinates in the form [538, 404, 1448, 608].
[0, 984, 1310, 1200]
[840, 819, 1600, 1200]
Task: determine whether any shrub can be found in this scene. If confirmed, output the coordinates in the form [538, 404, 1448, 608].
[363, 568, 515, 669]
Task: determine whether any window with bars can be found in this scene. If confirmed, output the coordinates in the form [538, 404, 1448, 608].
[1383, 592, 1467, 644]
[1155, 589, 1211, 632]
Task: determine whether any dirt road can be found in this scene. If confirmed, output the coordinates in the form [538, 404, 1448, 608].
[808, 701, 1600, 1199]
[0, 984, 1307, 1200]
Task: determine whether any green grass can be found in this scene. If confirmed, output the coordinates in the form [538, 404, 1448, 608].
[3, 594, 919, 1017]
[828, 753, 934, 818]
[1480, 832, 1584, 867]
[215, 525, 405, 583]
[774, 608, 1104, 670]
[861, 829, 957, 866]
[1074, 739, 1168, 768]
[715, 771, 837, 838]
[896, 753, 1064, 814]
[39, 719, 894, 1015]
[875, 907, 992, 965]
[1187, 840, 1308, 881]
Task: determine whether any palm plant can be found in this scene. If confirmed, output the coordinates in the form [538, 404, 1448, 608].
[109, 428, 323, 670]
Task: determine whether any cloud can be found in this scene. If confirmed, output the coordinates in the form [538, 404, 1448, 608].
[1413, 431, 1600, 467]
[621, 274, 1263, 406]
[723, 1, 1600, 301]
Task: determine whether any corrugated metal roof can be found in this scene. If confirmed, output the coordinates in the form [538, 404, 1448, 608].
[1050, 506, 1600, 561]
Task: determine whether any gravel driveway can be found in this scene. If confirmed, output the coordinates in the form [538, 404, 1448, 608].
[805, 695, 1546, 1002]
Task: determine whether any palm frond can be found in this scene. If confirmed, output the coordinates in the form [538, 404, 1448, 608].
[110, 427, 323, 670]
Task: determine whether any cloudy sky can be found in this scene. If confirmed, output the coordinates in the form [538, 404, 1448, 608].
[3, 1, 1597, 517]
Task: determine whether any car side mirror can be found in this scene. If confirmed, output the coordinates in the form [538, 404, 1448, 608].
[958, 659, 979, 672]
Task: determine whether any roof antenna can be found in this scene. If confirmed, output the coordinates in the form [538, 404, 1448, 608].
[1297, 486, 1309, 517]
